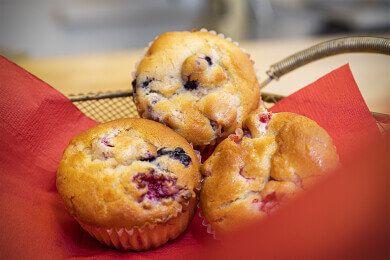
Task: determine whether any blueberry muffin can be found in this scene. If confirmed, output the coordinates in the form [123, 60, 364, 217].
[132, 30, 260, 146]
[56, 118, 201, 251]
[199, 109, 339, 235]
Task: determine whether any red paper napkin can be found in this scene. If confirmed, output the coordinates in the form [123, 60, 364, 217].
[269, 64, 381, 162]
[0, 56, 382, 259]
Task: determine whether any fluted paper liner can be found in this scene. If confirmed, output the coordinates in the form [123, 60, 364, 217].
[197, 202, 219, 240]
[76, 199, 196, 251]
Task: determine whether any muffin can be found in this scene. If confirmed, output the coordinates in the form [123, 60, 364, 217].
[56, 118, 201, 251]
[200, 109, 339, 235]
[132, 30, 260, 146]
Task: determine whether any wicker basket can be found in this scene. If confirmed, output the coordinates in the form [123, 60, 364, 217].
[68, 36, 390, 132]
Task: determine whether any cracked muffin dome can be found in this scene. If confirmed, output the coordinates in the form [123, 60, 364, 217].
[132, 30, 260, 146]
[56, 118, 201, 251]
[199, 109, 339, 235]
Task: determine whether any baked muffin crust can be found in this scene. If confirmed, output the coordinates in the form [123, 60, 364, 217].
[200, 109, 339, 234]
[132, 30, 260, 146]
[57, 118, 201, 229]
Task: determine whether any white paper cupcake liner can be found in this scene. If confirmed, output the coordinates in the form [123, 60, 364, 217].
[197, 202, 219, 241]
[76, 199, 196, 251]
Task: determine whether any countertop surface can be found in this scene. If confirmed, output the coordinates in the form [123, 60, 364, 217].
[14, 35, 390, 113]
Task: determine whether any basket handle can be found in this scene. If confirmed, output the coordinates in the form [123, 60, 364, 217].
[260, 36, 390, 89]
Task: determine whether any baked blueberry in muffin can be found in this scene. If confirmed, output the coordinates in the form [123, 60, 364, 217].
[132, 30, 260, 146]
[199, 108, 339, 235]
[57, 118, 201, 251]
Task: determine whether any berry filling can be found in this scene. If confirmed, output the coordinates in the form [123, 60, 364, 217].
[131, 78, 137, 88]
[204, 56, 213, 66]
[138, 147, 192, 166]
[184, 76, 199, 90]
[131, 78, 137, 94]
[229, 134, 242, 145]
[259, 192, 278, 214]
[157, 147, 192, 167]
[133, 170, 182, 202]
[147, 92, 160, 105]
[139, 153, 157, 162]
[142, 77, 154, 88]
[91, 131, 120, 160]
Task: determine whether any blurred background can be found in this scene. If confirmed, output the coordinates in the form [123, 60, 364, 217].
[1, 0, 389, 58]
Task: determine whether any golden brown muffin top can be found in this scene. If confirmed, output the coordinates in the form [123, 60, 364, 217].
[200, 109, 339, 234]
[132, 30, 260, 146]
[57, 118, 201, 229]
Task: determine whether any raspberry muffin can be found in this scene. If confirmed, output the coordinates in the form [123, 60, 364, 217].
[56, 118, 201, 251]
[132, 30, 260, 146]
[200, 109, 339, 235]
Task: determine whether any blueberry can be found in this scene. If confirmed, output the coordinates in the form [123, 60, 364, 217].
[142, 78, 154, 88]
[204, 56, 213, 66]
[140, 154, 156, 162]
[157, 147, 170, 157]
[132, 86, 137, 99]
[101, 137, 114, 147]
[131, 78, 137, 98]
[184, 80, 199, 90]
[157, 147, 192, 167]
[132, 170, 182, 202]
[172, 147, 192, 166]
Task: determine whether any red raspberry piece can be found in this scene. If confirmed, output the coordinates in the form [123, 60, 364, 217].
[260, 192, 278, 214]
[259, 113, 272, 124]
[229, 135, 242, 144]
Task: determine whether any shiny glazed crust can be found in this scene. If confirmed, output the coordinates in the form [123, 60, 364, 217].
[200, 110, 339, 234]
[57, 118, 201, 230]
[132, 30, 260, 146]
